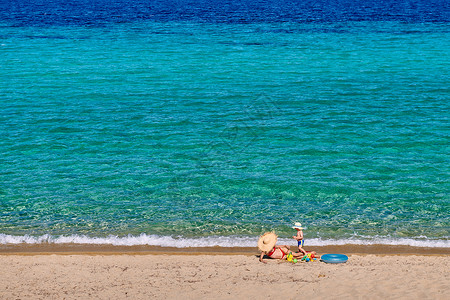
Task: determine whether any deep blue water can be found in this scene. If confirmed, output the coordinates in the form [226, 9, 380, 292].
[2, 0, 449, 27]
[0, 0, 449, 248]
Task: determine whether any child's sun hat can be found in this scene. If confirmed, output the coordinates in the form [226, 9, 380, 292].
[257, 232, 278, 252]
[292, 222, 304, 230]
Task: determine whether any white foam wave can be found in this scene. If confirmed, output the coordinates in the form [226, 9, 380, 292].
[0, 234, 448, 248]
[300, 237, 450, 248]
[0, 234, 257, 247]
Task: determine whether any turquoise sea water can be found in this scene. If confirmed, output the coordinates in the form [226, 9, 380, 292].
[1, 2, 449, 247]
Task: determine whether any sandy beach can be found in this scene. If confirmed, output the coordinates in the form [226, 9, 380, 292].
[1, 249, 448, 299]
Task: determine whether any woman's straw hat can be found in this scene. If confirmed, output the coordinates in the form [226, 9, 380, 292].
[292, 222, 304, 230]
[258, 232, 278, 252]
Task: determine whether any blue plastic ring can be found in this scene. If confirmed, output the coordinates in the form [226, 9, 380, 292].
[321, 253, 348, 264]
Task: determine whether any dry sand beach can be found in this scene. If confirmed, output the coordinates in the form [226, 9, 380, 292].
[1, 247, 449, 300]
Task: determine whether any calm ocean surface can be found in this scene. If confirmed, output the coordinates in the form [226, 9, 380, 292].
[1, 0, 449, 248]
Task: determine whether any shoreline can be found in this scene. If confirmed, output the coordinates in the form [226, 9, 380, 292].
[1, 243, 449, 255]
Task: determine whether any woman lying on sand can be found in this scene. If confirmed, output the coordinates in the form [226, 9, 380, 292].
[258, 232, 305, 263]
[258, 231, 320, 263]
